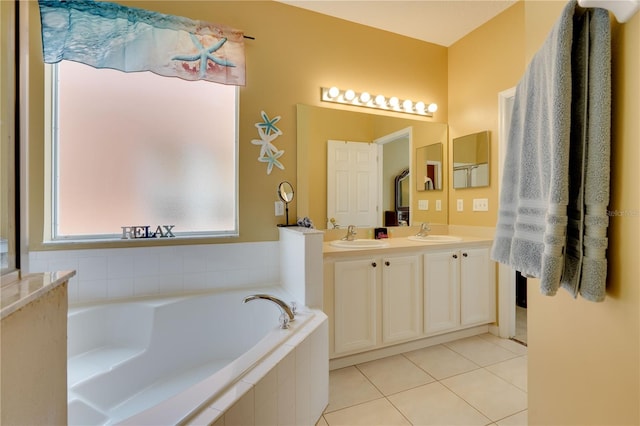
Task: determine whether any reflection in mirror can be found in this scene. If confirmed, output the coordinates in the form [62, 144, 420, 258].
[395, 168, 410, 224]
[453, 130, 490, 189]
[296, 104, 448, 229]
[416, 143, 443, 191]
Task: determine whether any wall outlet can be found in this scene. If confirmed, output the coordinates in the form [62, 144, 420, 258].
[457, 199, 464, 212]
[275, 201, 284, 216]
[435, 200, 442, 211]
[418, 200, 429, 210]
[473, 198, 489, 211]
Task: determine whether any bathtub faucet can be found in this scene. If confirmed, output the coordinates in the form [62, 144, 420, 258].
[243, 294, 296, 329]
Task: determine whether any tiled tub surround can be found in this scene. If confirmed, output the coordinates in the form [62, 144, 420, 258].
[28, 242, 281, 305]
[68, 286, 328, 425]
[27, 228, 327, 424]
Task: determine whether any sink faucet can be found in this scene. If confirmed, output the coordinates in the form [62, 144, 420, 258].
[341, 225, 357, 241]
[416, 222, 431, 237]
[243, 294, 296, 328]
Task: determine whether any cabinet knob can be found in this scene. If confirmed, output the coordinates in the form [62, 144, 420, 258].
[385, 261, 390, 266]
[452, 254, 458, 259]
[372, 262, 377, 267]
[463, 252, 468, 257]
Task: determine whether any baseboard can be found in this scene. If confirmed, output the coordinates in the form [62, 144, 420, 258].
[329, 325, 489, 370]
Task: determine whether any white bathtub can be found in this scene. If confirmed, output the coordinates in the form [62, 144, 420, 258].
[67, 286, 329, 425]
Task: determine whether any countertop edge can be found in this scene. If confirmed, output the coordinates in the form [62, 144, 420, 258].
[323, 235, 494, 258]
[1, 270, 76, 320]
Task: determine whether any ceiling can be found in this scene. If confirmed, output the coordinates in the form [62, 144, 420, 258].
[276, 0, 518, 47]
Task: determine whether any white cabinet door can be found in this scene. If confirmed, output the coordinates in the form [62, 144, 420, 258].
[334, 258, 378, 354]
[382, 255, 421, 344]
[423, 250, 460, 334]
[460, 247, 495, 326]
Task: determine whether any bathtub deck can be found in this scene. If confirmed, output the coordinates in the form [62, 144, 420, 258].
[68, 346, 144, 387]
[69, 355, 233, 425]
[105, 358, 233, 423]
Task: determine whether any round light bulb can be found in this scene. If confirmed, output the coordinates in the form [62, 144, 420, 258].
[427, 103, 438, 113]
[375, 95, 386, 107]
[344, 89, 356, 101]
[359, 92, 371, 103]
[415, 101, 426, 113]
[389, 97, 399, 108]
[403, 99, 413, 111]
[328, 86, 340, 99]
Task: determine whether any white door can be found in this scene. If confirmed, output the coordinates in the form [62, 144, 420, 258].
[327, 140, 379, 228]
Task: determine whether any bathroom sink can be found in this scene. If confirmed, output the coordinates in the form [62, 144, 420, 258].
[330, 239, 390, 249]
[407, 235, 463, 243]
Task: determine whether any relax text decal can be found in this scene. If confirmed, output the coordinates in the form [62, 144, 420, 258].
[121, 225, 175, 239]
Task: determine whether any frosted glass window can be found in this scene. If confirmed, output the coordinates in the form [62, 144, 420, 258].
[52, 61, 238, 240]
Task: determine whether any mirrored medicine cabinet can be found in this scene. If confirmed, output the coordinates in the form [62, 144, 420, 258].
[452, 130, 490, 189]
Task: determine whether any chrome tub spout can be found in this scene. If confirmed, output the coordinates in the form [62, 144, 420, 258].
[243, 294, 296, 328]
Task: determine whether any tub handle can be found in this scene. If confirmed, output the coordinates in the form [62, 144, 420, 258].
[279, 313, 290, 329]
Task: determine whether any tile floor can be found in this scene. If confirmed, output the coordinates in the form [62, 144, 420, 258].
[318, 334, 528, 426]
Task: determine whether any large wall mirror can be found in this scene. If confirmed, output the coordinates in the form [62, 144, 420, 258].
[296, 104, 448, 229]
[416, 143, 443, 191]
[452, 130, 490, 189]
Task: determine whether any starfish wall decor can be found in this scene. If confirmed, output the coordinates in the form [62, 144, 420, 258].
[252, 111, 285, 175]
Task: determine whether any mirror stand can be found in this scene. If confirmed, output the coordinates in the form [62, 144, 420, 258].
[277, 181, 297, 227]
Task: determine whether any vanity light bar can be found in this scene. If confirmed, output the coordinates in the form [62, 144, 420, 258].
[321, 87, 438, 117]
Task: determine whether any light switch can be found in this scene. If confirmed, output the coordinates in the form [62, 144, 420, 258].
[435, 200, 442, 211]
[275, 201, 284, 216]
[473, 198, 489, 211]
[418, 200, 429, 210]
[457, 199, 464, 212]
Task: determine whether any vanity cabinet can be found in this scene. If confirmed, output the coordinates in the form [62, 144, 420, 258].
[333, 254, 421, 355]
[423, 247, 495, 335]
[325, 239, 495, 361]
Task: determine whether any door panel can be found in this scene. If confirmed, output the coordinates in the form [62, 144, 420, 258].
[327, 140, 378, 228]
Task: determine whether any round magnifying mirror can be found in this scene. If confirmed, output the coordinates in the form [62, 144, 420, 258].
[277, 182, 294, 226]
[278, 181, 294, 203]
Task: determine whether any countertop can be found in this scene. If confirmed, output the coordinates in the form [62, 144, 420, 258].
[1, 270, 76, 319]
[323, 234, 494, 257]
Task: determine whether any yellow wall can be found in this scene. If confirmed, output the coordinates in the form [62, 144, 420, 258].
[26, 0, 447, 249]
[447, 2, 525, 227]
[523, 3, 640, 425]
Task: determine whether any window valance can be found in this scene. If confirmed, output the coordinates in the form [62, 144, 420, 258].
[38, 0, 245, 85]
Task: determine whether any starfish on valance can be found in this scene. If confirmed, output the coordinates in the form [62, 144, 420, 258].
[38, 0, 246, 85]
